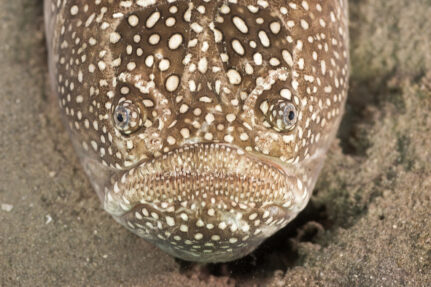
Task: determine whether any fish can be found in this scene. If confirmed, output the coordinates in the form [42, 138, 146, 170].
[44, 0, 349, 263]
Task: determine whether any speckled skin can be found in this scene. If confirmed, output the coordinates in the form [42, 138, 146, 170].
[45, 0, 349, 263]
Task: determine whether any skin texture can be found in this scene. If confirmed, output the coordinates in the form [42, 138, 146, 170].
[45, 0, 349, 263]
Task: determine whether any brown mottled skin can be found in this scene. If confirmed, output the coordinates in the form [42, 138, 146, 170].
[45, 0, 349, 263]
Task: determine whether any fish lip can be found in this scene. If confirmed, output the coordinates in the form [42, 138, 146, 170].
[104, 143, 303, 217]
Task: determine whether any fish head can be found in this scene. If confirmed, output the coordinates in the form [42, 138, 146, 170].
[48, 0, 349, 262]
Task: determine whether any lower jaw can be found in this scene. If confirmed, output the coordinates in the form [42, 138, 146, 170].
[115, 198, 297, 263]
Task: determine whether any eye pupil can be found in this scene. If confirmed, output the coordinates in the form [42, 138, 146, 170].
[113, 100, 146, 134]
[114, 106, 130, 128]
[288, 111, 295, 121]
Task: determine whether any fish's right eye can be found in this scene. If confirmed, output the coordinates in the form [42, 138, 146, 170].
[113, 100, 146, 134]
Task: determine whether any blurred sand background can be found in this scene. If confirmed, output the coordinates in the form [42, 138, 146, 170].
[0, 0, 430, 286]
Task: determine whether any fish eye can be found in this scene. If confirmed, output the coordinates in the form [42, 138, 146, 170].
[267, 101, 298, 132]
[113, 100, 146, 134]
[114, 106, 129, 127]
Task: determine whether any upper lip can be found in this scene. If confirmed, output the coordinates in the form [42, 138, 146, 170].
[104, 143, 298, 217]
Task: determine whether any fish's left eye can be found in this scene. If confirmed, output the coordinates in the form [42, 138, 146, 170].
[113, 100, 146, 134]
[267, 101, 298, 132]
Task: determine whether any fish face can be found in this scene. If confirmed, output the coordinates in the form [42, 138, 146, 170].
[46, 0, 349, 262]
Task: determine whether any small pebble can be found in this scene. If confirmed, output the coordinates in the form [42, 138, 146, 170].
[1, 203, 14, 212]
[45, 214, 53, 224]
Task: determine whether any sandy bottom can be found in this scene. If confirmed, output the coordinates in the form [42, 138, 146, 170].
[1, 1, 430, 286]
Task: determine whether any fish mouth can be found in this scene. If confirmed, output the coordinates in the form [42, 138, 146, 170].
[103, 143, 308, 262]
[105, 143, 305, 217]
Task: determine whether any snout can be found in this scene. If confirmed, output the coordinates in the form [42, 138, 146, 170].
[104, 143, 307, 262]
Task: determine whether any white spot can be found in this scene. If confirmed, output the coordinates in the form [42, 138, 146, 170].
[282, 50, 294, 67]
[146, 11, 160, 28]
[280, 89, 292, 100]
[258, 30, 271, 47]
[70, 5, 79, 16]
[168, 33, 183, 50]
[165, 75, 180, 92]
[128, 15, 139, 27]
[270, 21, 281, 34]
[232, 16, 249, 34]
[227, 69, 242, 85]
[231, 39, 245, 55]
[109, 32, 121, 44]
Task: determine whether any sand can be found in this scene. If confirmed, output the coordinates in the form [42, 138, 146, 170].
[0, 0, 430, 286]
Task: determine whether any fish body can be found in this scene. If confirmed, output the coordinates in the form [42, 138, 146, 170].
[45, 0, 349, 263]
